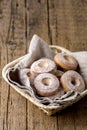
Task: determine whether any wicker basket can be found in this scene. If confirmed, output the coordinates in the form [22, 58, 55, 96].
[2, 45, 87, 116]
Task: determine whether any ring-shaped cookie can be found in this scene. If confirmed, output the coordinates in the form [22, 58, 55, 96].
[34, 73, 60, 96]
[30, 58, 56, 74]
[61, 70, 85, 92]
[54, 53, 78, 70]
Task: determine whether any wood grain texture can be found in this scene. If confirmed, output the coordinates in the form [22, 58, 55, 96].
[0, 0, 87, 130]
[26, 1, 58, 130]
[0, 0, 27, 130]
[48, 0, 87, 51]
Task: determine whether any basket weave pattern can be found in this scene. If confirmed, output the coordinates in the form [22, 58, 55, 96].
[2, 45, 87, 115]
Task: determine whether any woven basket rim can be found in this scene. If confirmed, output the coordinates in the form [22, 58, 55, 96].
[2, 45, 87, 111]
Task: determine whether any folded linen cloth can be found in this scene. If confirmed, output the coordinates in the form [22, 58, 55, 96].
[6, 35, 87, 106]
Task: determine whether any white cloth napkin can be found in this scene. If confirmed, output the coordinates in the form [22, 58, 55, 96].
[7, 35, 87, 106]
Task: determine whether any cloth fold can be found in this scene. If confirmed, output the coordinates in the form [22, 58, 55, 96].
[7, 35, 87, 106]
[15, 35, 55, 69]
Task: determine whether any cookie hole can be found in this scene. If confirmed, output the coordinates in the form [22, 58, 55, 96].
[27, 72, 31, 77]
[71, 79, 76, 85]
[42, 78, 52, 86]
[39, 62, 48, 68]
[64, 55, 71, 61]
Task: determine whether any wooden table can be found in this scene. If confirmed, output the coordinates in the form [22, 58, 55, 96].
[0, 0, 87, 130]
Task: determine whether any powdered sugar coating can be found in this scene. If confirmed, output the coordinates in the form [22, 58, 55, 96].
[61, 70, 85, 92]
[54, 53, 78, 70]
[30, 58, 56, 74]
[34, 73, 60, 96]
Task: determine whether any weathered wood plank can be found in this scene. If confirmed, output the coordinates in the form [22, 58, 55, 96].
[26, 0, 58, 130]
[0, 1, 12, 130]
[58, 108, 75, 130]
[0, 0, 87, 130]
[48, 0, 87, 130]
[48, 0, 87, 51]
[48, 1, 76, 130]
[26, 0, 52, 45]
[0, 0, 27, 130]
[73, 96, 87, 130]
